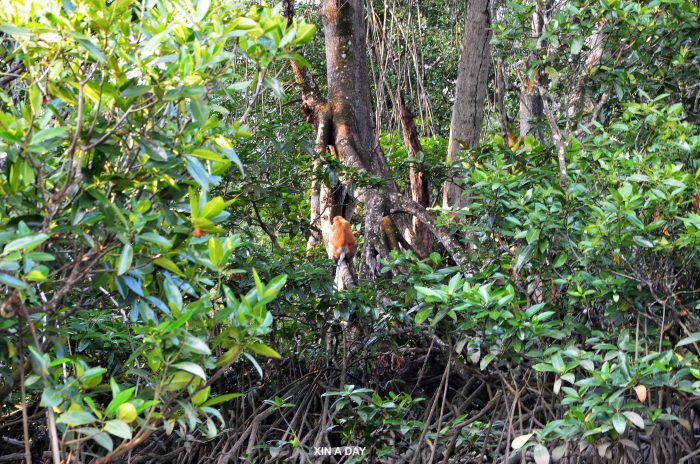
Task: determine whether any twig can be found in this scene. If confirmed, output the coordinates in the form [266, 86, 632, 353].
[18, 302, 61, 464]
[410, 356, 451, 464]
[428, 351, 451, 463]
[18, 318, 32, 464]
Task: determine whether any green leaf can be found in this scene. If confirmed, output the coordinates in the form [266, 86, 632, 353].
[164, 277, 183, 311]
[677, 333, 700, 347]
[447, 273, 461, 295]
[622, 411, 645, 430]
[480, 353, 495, 370]
[415, 286, 448, 302]
[41, 388, 63, 407]
[200, 392, 244, 407]
[533, 363, 558, 373]
[0, 261, 19, 272]
[514, 243, 535, 273]
[29, 85, 42, 116]
[415, 306, 432, 325]
[104, 420, 132, 440]
[26, 269, 48, 282]
[3, 233, 49, 255]
[120, 85, 152, 98]
[201, 197, 232, 219]
[28, 346, 48, 369]
[184, 335, 212, 355]
[247, 342, 282, 359]
[553, 253, 567, 268]
[110, 377, 120, 397]
[192, 385, 210, 405]
[0, 273, 27, 289]
[208, 237, 223, 266]
[550, 353, 565, 372]
[190, 98, 209, 126]
[663, 178, 686, 188]
[91, 432, 114, 451]
[141, 32, 165, 57]
[152, 257, 184, 276]
[526, 228, 540, 244]
[57, 410, 98, 426]
[140, 139, 169, 161]
[612, 414, 626, 434]
[618, 182, 633, 200]
[575, 377, 602, 387]
[139, 233, 172, 249]
[264, 274, 287, 298]
[196, 0, 211, 20]
[105, 387, 135, 418]
[192, 148, 224, 162]
[117, 242, 133, 276]
[173, 362, 207, 380]
[293, 24, 316, 45]
[253, 268, 264, 295]
[83, 396, 103, 420]
[633, 236, 654, 248]
[579, 359, 595, 371]
[0, 23, 31, 36]
[77, 38, 107, 63]
[31, 127, 67, 145]
[186, 156, 214, 189]
[234, 17, 259, 30]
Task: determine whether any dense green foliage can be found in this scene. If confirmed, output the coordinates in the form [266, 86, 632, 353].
[406, 99, 700, 454]
[0, 0, 315, 456]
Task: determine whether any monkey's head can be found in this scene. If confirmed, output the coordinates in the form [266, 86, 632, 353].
[332, 215, 347, 225]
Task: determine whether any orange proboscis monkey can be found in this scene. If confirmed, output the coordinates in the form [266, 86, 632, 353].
[330, 216, 356, 264]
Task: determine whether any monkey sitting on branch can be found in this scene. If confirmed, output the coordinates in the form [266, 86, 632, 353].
[329, 215, 357, 289]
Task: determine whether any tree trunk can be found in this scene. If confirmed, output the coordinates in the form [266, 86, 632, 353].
[443, 0, 492, 209]
[518, 1, 547, 140]
[323, 0, 387, 178]
[398, 93, 431, 258]
[567, 21, 606, 123]
[495, 59, 511, 142]
[285, 0, 470, 283]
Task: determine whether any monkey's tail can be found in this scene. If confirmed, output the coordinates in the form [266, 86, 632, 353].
[336, 249, 346, 289]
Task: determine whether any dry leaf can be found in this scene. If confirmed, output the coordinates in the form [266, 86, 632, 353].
[634, 384, 647, 402]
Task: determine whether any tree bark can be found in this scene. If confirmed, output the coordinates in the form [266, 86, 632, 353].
[495, 59, 511, 142]
[567, 20, 606, 123]
[518, 1, 547, 140]
[323, 0, 387, 178]
[443, 0, 492, 209]
[398, 93, 431, 258]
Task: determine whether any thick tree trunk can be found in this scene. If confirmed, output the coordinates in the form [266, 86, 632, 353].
[285, 0, 470, 283]
[443, 0, 492, 209]
[323, 0, 386, 178]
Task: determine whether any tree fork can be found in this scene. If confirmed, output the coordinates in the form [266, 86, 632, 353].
[284, 0, 469, 280]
